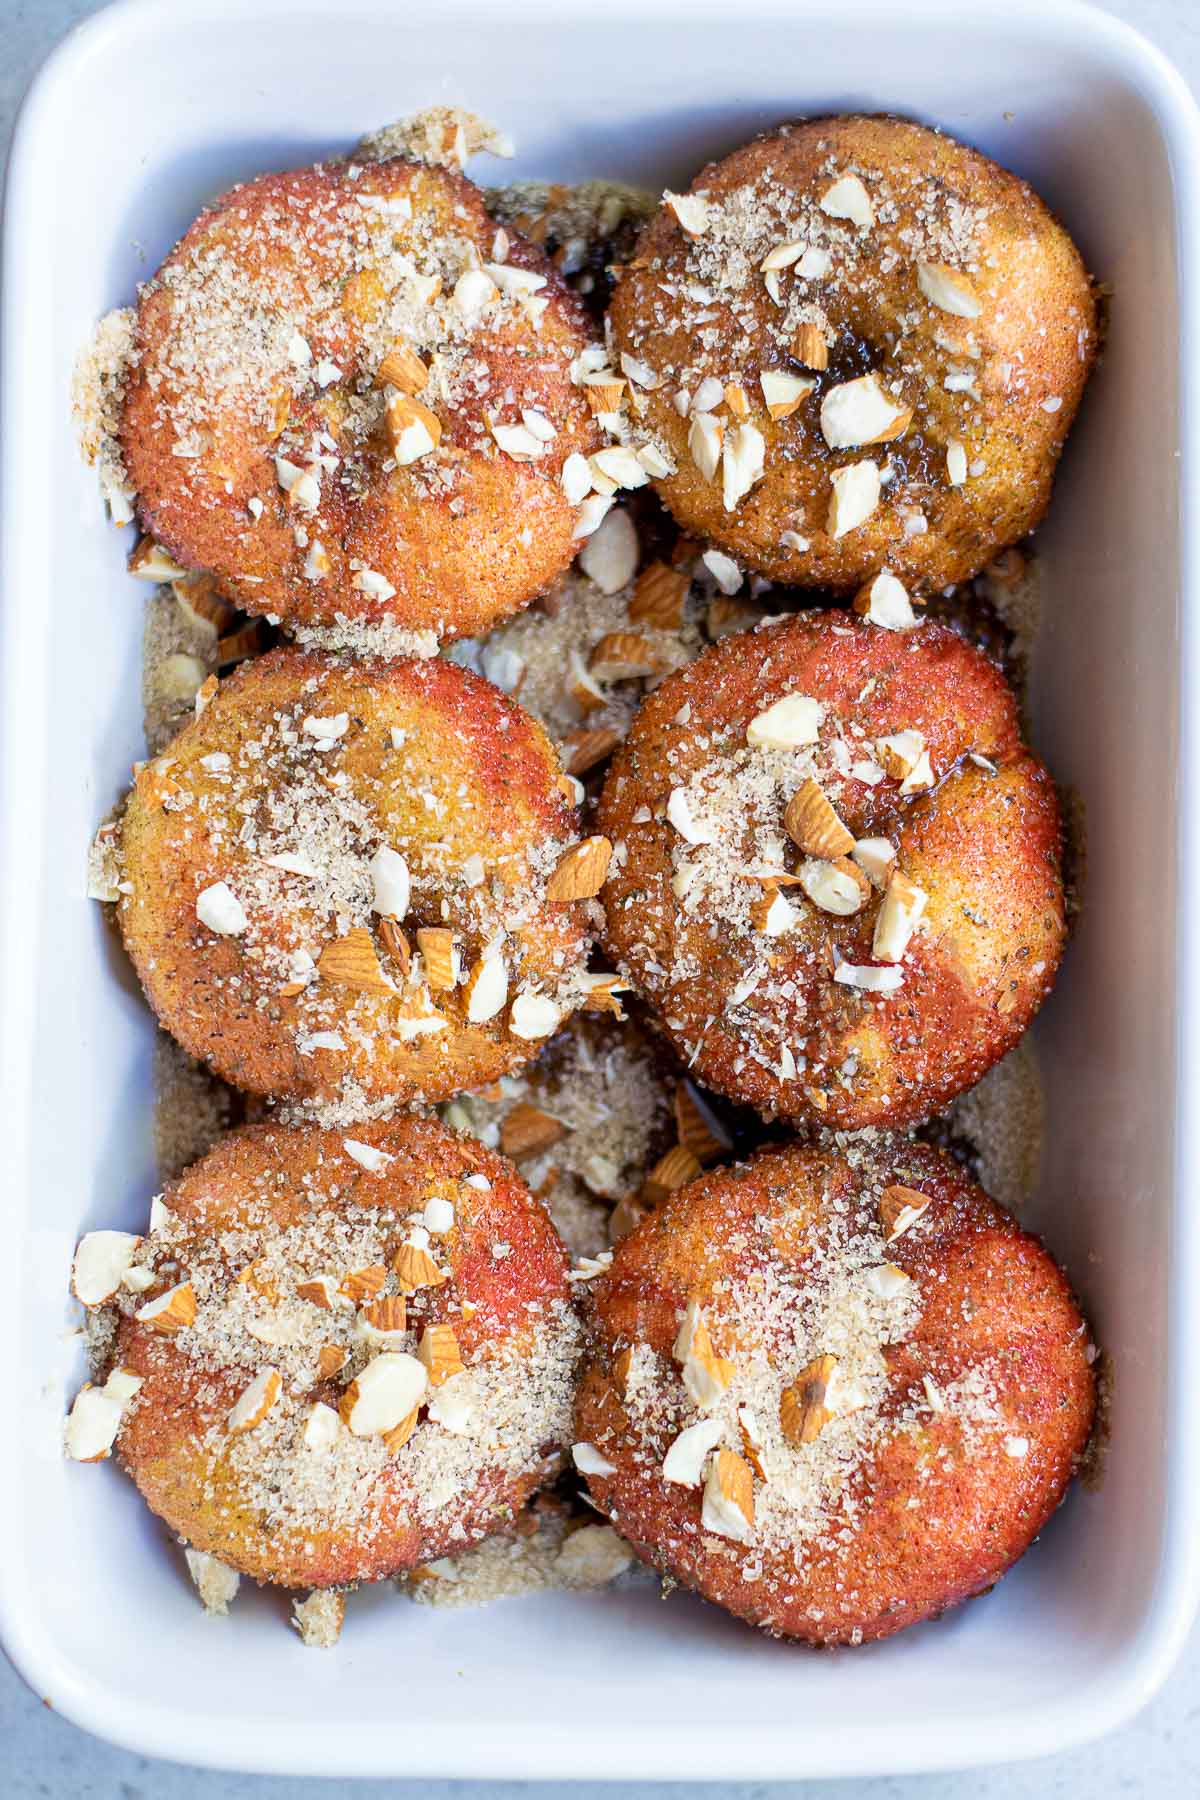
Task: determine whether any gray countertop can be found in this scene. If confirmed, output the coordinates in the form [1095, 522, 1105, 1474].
[3, 0, 1199, 1792]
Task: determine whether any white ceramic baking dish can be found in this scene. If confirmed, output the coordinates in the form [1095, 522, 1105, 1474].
[3, 0, 1199, 1778]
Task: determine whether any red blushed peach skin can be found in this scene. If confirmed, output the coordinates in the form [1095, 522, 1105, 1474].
[610, 115, 1096, 592]
[121, 156, 599, 639]
[574, 1139, 1095, 1645]
[118, 647, 591, 1103]
[597, 612, 1065, 1129]
[114, 1118, 577, 1588]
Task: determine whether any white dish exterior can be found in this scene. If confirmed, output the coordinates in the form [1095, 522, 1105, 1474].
[2, 0, 1200, 1778]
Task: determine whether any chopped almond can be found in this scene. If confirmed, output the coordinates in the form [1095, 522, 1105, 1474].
[377, 916, 411, 975]
[612, 1346, 635, 1397]
[463, 953, 507, 1024]
[376, 342, 428, 393]
[578, 971, 629, 1017]
[317, 1344, 348, 1379]
[416, 926, 458, 991]
[588, 632, 665, 682]
[136, 1280, 196, 1335]
[362, 1294, 407, 1333]
[563, 726, 622, 775]
[418, 1322, 465, 1387]
[792, 322, 829, 371]
[724, 381, 751, 420]
[338, 1264, 387, 1303]
[500, 1102, 567, 1158]
[392, 1241, 448, 1293]
[879, 1184, 931, 1240]
[227, 1367, 282, 1434]
[784, 778, 854, 858]
[318, 927, 392, 995]
[873, 870, 928, 963]
[701, 1447, 756, 1542]
[386, 391, 442, 463]
[780, 1353, 839, 1446]
[644, 1145, 701, 1202]
[545, 835, 612, 901]
[339, 1352, 427, 1435]
[628, 560, 688, 630]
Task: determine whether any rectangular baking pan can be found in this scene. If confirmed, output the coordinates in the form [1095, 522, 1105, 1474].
[3, 0, 1199, 1777]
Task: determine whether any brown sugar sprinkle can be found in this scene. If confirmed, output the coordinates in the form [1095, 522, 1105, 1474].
[442, 1014, 674, 1259]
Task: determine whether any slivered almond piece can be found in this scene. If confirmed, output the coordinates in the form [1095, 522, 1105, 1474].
[820, 173, 874, 228]
[418, 1322, 465, 1387]
[383, 1407, 420, 1452]
[873, 870, 928, 962]
[674, 1082, 731, 1164]
[546, 835, 612, 901]
[392, 1241, 448, 1293]
[73, 1231, 141, 1306]
[318, 927, 392, 995]
[665, 189, 711, 236]
[338, 1264, 387, 1303]
[377, 917, 411, 975]
[376, 342, 428, 392]
[579, 971, 629, 1017]
[463, 954, 507, 1023]
[879, 1184, 931, 1240]
[339, 1352, 427, 1435]
[780, 1353, 839, 1446]
[567, 655, 608, 714]
[386, 392, 442, 463]
[136, 1280, 196, 1334]
[702, 1447, 756, 1542]
[129, 536, 187, 581]
[416, 927, 457, 990]
[688, 412, 724, 482]
[227, 1367, 282, 1434]
[628, 560, 688, 630]
[362, 1294, 408, 1334]
[820, 375, 911, 450]
[760, 369, 814, 419]
[500, 1103, 567, 1158]
[675, 1302, 734, 1409]
[588, 633, 665, 682]
[917, 261, 982, 319]
[644, 1145, 701, 1201]
[792, 322, 829, 371]
[750, 882, 795, 936]
[784, 779, 854, 858]
[563, 726, 622, 775]
[827, 458, 881, 533]
[724, 381, 751, 419]
[317, 1344, 348, 1379]
[876, 729, 925, 782]
[612, 1347, 635, 1397]
[296, 1276, 335, 1310]
[798, 855, 871, 916]
[738, 1407, 768, 1481]
[581, 373, 626, 414]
